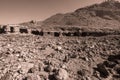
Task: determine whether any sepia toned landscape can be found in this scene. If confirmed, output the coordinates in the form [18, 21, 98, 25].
[0, 0, 120, 80]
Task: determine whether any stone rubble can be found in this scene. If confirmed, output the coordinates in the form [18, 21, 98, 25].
[0, 35, 119, 80]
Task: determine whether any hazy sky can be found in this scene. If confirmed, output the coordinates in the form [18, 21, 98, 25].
[0, 0, 117, 24]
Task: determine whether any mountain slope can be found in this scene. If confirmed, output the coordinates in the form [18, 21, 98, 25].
[42, 0, 120, 29]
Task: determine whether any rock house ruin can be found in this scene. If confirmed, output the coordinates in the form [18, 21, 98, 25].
[0, 24, 120, 37]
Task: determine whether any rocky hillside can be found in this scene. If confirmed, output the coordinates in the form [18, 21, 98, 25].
[42, 0, 120, 29]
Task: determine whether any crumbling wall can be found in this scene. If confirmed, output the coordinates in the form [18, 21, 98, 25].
[31, 30, 38, 35]
[0, 25, 7, 34]
[31, 30, 42, 35]
[7, 24, 20, 34]
[0, 25, 119, 37]
[10, 27, 15, 33]
[54, 32, 61, 37]
[19, 28, 28, 33]
[39, 31, 44, 36]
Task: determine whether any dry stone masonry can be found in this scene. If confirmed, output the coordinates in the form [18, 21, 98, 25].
[0, 24, 120, 37]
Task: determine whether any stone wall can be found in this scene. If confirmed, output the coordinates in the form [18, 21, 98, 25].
[0, 25, 120, 37]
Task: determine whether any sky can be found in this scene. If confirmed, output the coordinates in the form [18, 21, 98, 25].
[0, 0, 117, 24]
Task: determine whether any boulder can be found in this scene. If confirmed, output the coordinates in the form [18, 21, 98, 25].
[55, 68, 69, 80]
[96, 63, 109, 78]
[24, 74, 41, 80]
[18, 62, 34, 74]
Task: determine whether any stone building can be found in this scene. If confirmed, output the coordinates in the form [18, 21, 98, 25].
[0, 24, 29, 34]
[7, 24, 20, 33]
[0, 25, 7, 33]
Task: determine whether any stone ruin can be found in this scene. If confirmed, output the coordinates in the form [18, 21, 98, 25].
[0, 24, 19, 34]
[0, 24, 119, 37]
[0, 25, 7, 34]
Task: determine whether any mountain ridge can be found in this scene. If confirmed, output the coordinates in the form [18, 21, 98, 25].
[41, 0, 120, 29]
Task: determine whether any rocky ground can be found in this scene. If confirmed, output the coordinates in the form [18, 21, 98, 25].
[0, 34, 120, 80]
